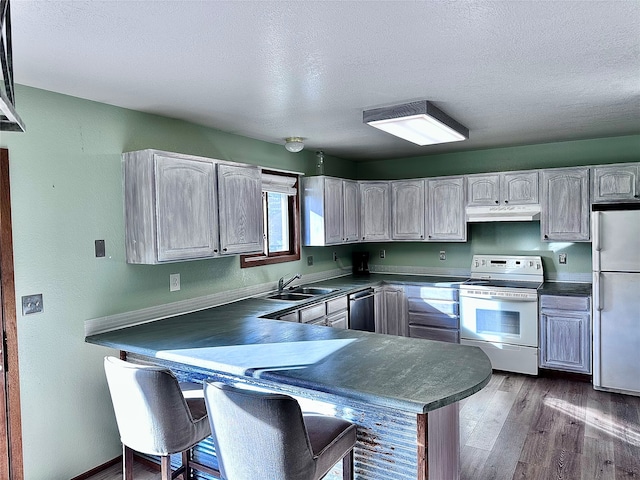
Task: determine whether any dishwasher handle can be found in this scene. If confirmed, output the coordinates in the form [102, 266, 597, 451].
[349, 288, 374, 301]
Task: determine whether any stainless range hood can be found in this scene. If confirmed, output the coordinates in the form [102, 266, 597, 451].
[466, 204, 541, 222]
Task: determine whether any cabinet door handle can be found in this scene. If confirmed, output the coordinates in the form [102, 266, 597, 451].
[504, 200, 509, 204]
[495, 200, 499, 204]
[223, 248, 228, 252]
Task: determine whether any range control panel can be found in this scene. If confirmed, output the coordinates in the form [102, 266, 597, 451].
[470, 255, 544, 282]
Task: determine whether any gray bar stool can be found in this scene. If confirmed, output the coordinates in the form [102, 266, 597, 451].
[203, 381, 357, 480]
[103, 356, 219, 480]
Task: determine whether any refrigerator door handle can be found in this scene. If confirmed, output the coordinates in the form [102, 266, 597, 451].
[594, 272, 603, 311]
[592, 211, 601, 272]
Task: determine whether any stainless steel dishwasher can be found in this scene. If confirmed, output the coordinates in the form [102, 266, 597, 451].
[349, 288, 375, 332]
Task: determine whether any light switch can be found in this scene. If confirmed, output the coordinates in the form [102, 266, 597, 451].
[22, 294, 43, 315]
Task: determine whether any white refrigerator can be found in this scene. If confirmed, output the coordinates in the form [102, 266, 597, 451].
[592, 203, 640, 396]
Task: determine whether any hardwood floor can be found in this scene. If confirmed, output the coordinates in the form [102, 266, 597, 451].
[459, 372, 640, 480]
[84, 372, 640, 480]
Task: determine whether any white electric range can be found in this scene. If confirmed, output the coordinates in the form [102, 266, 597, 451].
[459, 255, 543, 375]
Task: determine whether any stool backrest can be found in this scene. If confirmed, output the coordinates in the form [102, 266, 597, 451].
[204, 381, 316, 480]
[104, 356, 199, 456]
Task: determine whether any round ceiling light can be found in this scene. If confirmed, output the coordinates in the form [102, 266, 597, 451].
[284, 137, 304, 153]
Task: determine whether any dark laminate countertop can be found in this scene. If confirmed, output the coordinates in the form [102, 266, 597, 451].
[86, 274, 491, 414]
[538, 281, 592, 296]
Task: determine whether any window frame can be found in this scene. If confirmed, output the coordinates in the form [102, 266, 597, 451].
[240, 171, 301, 268]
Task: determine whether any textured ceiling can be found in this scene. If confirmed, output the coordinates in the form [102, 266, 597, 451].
[10, 1, 640, 160]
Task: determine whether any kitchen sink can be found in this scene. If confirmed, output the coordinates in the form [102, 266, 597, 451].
[265, 292, 314, 301]
[289, 286, 337, 295]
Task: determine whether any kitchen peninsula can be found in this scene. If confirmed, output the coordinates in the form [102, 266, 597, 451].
[86, 286, 492, 480]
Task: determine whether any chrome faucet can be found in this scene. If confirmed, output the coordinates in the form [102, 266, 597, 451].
[278, 273, 302, 292]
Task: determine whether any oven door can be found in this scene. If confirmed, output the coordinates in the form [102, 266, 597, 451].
[459, 290, 538, 347]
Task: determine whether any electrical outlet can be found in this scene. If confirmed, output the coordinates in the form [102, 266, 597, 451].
[439, 250, 446, 261]
[333, 252, 337, 262]
[170, 273, 180, 292]
[307, 255, 314, 266]
[379, 249, 385, 259]
[559, 253, 567, 264]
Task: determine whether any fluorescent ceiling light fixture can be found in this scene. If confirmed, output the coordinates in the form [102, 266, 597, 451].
[363, 101, 468, 146]
[284, 137, 304, 153]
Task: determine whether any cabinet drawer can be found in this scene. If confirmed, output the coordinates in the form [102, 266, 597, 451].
[326, 295, 348, 314]
[327, 311, 348, 329]
[405, 286, 459, 301]
[409, 325, 460, 343]
[277, 311, 299, 322]
[540, 295, 590, 311]
[407, 298, 458, 316]
[408, 312, 459, 329]
[299, 303, 326, 323]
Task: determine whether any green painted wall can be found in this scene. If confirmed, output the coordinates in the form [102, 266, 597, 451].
[356, 135, 639, 275]
[357, 135, 640, 180]
[364, 223, 592, 276]
[0, 85, 356, 479]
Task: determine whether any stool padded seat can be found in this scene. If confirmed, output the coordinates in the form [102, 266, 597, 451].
[204, 381, 357, 480]
[104, 357, 219, 480]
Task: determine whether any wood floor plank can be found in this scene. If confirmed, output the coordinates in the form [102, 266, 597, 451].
[465, 390, 520, 451]
[585, 386, 615, 441]
[582, 436, 615, 480]
[460, 445, 490, 480]
[475, 420, 529, 480]
[611, 393, 640, 479]
[459, 373, 505, 423]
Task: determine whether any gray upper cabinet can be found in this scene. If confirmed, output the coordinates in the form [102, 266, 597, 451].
[124, 150, 262, 264]
[360, 181, 391, 241]
[591, 163, 640, 203]
[324, 177, 344, 244]
[216, 163, 263, 255]
[124, 150, 220, 264]
[391, 180, 425, 240]
[302, 176, 359, 246]
[155, 155, 219, 261]
[427, 177, 466, 241]
[502, 171, 539, 205]
[541, 167, 590, 242]
[342, 180, 360, 243]
[467, 171, 538, 206]
[466, 174, 499, 206]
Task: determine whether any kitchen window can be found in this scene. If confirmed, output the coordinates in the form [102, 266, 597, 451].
[240, 171, 300, 267]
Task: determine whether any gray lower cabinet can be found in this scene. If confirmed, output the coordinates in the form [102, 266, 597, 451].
[360, 181, 391, 241]
[541, 167, 590, 242]
[406, 285, 460, 343]
[426, 177, 466, 241]
[378, 285, 408, 336]
[125, 149, 264, 264]
[279, 295, 349, 329]
[591, 162, 640, 203]
[391, 180, 425, 240]
[539, 294, 592, 374]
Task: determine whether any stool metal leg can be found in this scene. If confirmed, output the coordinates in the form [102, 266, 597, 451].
[342, 449, 354, 480]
